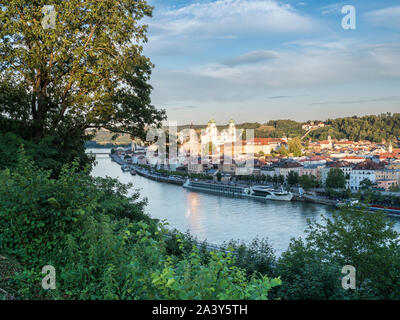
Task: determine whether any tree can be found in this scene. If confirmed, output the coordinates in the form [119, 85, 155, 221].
[360, 178, 375, 190]
[0, 1, 166, 141]
[299, 174, 319, 191]
[287, 171, 299, 186]
[276, 206, 400, 300]
[278, 146, 289, 156]
[325, 168, 346, 189]
[305, 207, 400, 299]
[288, 137, 302, 157]
[276, 239, 345, 300]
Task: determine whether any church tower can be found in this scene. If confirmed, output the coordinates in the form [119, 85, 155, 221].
[228, 119, 236, 142]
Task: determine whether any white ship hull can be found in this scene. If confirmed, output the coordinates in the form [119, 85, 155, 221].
[265, 193, 293, 201]
[249, 186, 293, 201]
[183, 180, 293, 202]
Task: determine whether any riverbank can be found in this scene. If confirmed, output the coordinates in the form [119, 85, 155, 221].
[135, 166, 185, 185]
[109, 153, 337, 207]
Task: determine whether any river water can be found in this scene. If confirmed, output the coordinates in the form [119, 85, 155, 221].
[89, 149, 400, 254]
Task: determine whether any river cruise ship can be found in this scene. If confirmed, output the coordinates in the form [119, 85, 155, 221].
[183, 179, 293, 201]
[246, 186, 293, 201]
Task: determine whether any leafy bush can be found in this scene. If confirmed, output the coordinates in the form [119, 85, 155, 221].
[0, 151, 281, 300]
[276, 208, 400, 300]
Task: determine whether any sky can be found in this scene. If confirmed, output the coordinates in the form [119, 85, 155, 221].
[142, 0, 400, 124]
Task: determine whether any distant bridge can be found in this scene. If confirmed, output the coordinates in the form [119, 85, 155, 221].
[301, 127, 317, 140]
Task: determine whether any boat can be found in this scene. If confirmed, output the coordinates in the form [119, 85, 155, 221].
[369, 204, 400, 215]
[183, 179, 246, 196]
[130, 169, 136, 175]
[183, 179, 293, 201]
[121, 165, 130, 172]
[246, 186, 293, 201]
[336, 199, 400, 216]
[336, 199, 359, 207]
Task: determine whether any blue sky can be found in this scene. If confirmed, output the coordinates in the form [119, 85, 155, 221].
[142, 0, 400, 124]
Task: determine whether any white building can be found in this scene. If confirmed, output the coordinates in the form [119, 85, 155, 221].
[349, 160, 383, 191]
[321, 162, 353, 188]
[200, 119, 241, 154]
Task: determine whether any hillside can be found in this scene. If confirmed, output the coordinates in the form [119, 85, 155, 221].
[88, 113, 400, 145]
[86, 128, 132, 147]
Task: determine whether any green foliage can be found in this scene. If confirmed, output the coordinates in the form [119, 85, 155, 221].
[0, 148, 150, 266]
[87, 128, 134, 147]
[0, 126, 92, 176]
[360, 178, 375, 190]
[309, 113, 400, 143]
[278, 145, 289, 156]
[325, 187, 352, 200]
[326, 168, 346, 189]
[299, 175, 319, 191]
[221, 238, 276, 278]
[287, 171, 299, 186]
[226, 113, 400, 143]
[239, 120, 303, 139]
[276, 207, 400, 299]
[0, 1, 166, 139]
[276, 239, 346, 300]
[0, 152, 280, 300]
[288, 137, 302, 157]
[305, 207, 400, 299]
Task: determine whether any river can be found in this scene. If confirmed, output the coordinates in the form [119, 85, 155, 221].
[89, 149, 400, 254]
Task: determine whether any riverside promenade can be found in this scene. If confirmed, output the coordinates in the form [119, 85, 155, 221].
[110, 153, 338, 207]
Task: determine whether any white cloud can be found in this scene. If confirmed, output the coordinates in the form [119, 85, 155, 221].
[147, 0, 317, 41]
[319, 2, 344, 15]
[364, 6, 400, 28]
[150, 44, 400, 106]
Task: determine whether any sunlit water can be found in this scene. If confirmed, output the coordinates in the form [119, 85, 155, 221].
[89, 149, 400, 254]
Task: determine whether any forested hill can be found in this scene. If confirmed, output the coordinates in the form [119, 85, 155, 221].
[309, 113, 400, 142]
[198, 113, 400, 143]
[89, 113, 400, 145]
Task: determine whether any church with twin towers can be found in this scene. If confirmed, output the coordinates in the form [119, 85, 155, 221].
[178, 119, 243, 157]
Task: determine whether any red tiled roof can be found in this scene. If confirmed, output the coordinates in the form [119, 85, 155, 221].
[329, 161, 352, 168]
[341, 156, 364, 160]
[242, 138, 282, 145]
[280, 162, 303, 168]
[354, 160, 384, 170]
[334, 141, 354, 145]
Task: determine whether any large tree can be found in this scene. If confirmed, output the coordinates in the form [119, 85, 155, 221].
[288, 137, 302, 157]
[0, 0, 166, 140]
[326, 168, 346, 189]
